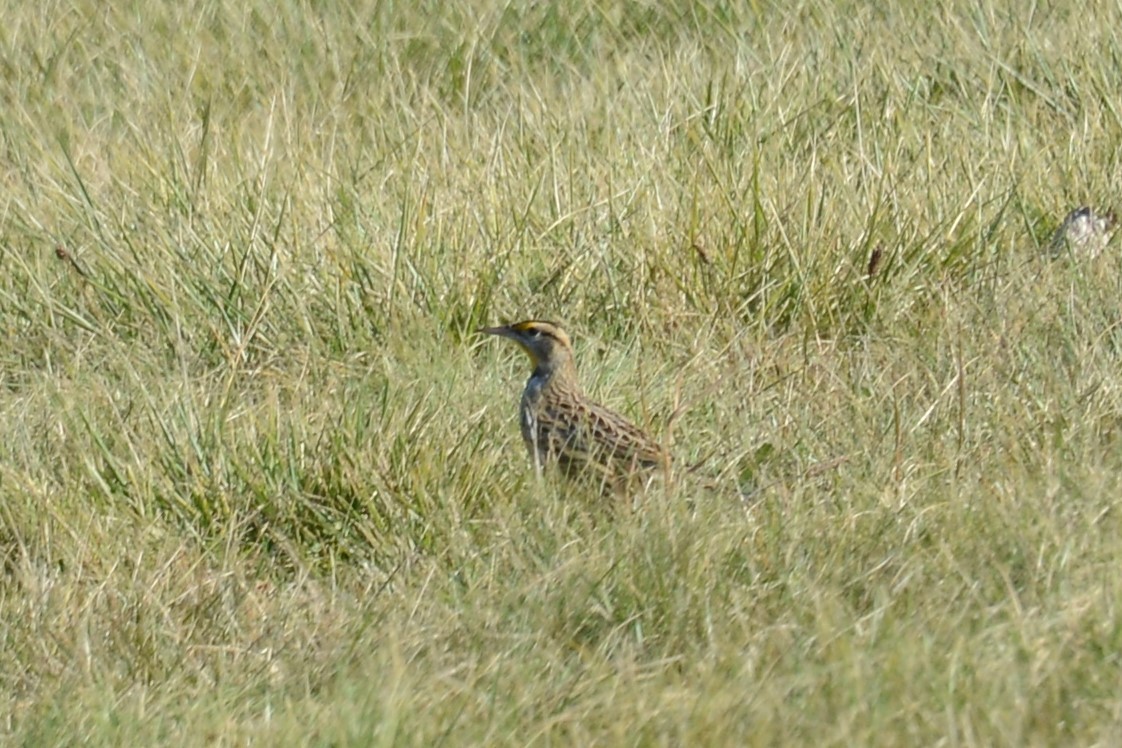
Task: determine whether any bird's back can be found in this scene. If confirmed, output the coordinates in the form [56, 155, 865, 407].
[521, 373, 667, 481]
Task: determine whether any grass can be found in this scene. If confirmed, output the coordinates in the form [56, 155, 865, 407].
[2, 0, 1122, 743]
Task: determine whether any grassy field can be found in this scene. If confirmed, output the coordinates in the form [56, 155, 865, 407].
[2, 0, 1122, 743]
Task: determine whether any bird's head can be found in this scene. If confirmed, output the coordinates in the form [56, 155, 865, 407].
[478, 320, 576, 374]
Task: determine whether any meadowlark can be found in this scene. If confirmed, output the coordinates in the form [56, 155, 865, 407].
[478, 320, 669, 488]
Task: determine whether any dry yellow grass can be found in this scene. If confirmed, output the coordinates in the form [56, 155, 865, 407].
[2, 0, 1122, 744]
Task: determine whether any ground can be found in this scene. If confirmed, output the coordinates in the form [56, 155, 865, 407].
[2, 0, 1122, 744]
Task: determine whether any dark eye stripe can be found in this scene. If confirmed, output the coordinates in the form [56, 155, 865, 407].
[514, 321, 556, 338]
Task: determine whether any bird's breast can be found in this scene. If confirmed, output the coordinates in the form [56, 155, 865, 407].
[519, 374, 547, 450]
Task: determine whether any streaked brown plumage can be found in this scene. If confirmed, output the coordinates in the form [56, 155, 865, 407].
[479, 321, 668, 487]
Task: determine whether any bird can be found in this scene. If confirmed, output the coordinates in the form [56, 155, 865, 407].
[478, 320, 669, 490]
[1048, 206, 1117, 257]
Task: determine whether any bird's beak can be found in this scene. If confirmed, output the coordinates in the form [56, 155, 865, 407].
[477, 325, 514, 338]
[478, 324, 538, 366]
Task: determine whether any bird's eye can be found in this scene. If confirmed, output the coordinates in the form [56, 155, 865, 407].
[529, 329, 541, 338]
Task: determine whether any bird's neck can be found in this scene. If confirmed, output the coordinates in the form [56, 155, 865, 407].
[530, 356, 580, 392]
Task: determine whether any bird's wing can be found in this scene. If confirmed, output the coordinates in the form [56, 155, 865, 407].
[540, 398, 666, 471]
